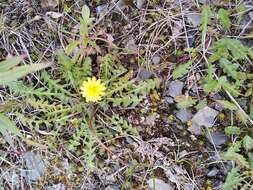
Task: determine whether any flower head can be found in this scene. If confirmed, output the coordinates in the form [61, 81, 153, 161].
[80, 77, 106, 102]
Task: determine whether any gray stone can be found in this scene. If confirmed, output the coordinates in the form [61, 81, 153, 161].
[167, 81, 184, 98]
[126, 39, 138, 51]
[147, 178, 174, 190]
[183, 183, 195, 190]
[46, 184, 66, 190]
[152, 55, 161, 65]
[137, 68, 153, 80]
[207, 167, 219, 177]
[187, 13, 201, 27]
[23, 152, 46, 181]
[136, 0, 146, 9]
[176, 109, 192, 122]
[188, 107, 218, 135]
[105, 186, 120, 190]
[165, 97, 174, 104]
[206, 132, 228, 146]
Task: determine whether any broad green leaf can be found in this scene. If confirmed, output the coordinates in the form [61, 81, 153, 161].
[200, 5, 212, 45]
[172, 61, 192, 79]
[0, 62, 52, 85]
[66, 40, 80, 55]
[225, 126, 241, 135]
[216, 100, 238, 110]
[0, 113, 22, 137]
[218, 8, 231, 30]
[82, 5, 90, 21]
[0, 56, 23, 71]
[243, 135, 253, 151]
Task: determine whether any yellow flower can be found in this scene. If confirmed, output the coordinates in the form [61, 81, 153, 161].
[80, 77, 106, 102]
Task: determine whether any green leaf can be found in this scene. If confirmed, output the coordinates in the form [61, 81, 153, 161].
[175, 95, 197, 108]
[243, 135, 253, 151]
[218, 8, 231, 30]
[216, 100, 238, 110]
[219, 58, 246, 81]
[225, 126, 241, 135]
[222, 167, 244, 190]
[0, 113, 22, 137]
[82, 5, 90, 21]
[66, 40, 80, 55]
[172, 61, 192, 79]
[0, 62, 52, 85]
[211, 38, 249, 61]
[195, 99, 207, 110]
[223, 142, 249, 168]
[0, 56, 23, 71]
[200, 5, 212, 45]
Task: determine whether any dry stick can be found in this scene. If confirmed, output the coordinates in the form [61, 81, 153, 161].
[88, 106, 112, 155]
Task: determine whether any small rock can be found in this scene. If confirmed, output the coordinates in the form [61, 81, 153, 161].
[207, 167, 219, 177]
[206, 132, 228, 146]
[188, 107, 218, 135]
[96, 4, 109, 16]
[23, 152, 46, 181]
[165, 96, 174, 104]
[144, 115, 156, 126]
[147, 178, 174, 190]
[105, 186, 120, 190]
[176, 109, 192, 122]
[184, 183, 195, 190]
[41, 0, 59, 8]
[167, 81, 184, 98]
[105, 174, 116, 183]
[136, 0, 146, 9]
[46, 184, 66, 190]
[137, 68, 153, 80]
[46, 12, 63, 19]
[126, 38, 138, 51]
[3, 171, 19, 188]
[187, 13, 201, 27]
[152, 55, 161, 65]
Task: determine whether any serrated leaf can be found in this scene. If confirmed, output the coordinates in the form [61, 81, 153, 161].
[175, 95, 197, 108]
[216, 100, 238, 110]
[222, 167, 244, 190]
[0, 113, 22, 137]
[219, 58, 246, 81]
[200, 5, 212, 45]
[243, 135, 253, 151]
[172, 61, 192, 79]
[218, 8, 231, 30]
[0, 62, 52, 85]
[0, 56, 23, 71]
[225, 126, 241, 135]
[222, 142, 249, 168]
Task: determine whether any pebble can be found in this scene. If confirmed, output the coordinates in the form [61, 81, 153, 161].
[206, 132, 228, 147]
[176, 109, 192, 123]
[188, 107, 218, 135]
[147, 178, 174, 190]
[152, 55, 161, 65]
[167, 81, 184, 98]
[207, 167, 219, 178]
